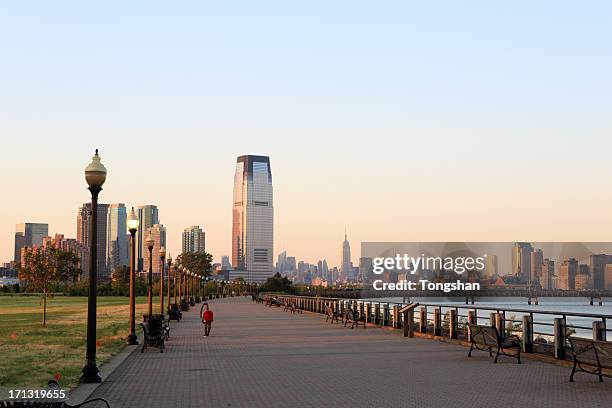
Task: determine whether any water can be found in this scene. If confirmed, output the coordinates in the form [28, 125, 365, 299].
[359, 297, 612, 339]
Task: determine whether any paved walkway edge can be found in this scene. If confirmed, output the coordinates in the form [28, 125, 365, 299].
[68, 338, 142, 404]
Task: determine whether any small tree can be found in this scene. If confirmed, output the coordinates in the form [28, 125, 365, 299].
[18, 247, 79, 327]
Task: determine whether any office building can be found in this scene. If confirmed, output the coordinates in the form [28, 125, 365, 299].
[541, 258, 554, 290]
[557, 258, 578, 290]
[231, 155, 273, 282]
[589, 254, 612, 290]
[342, 231, 352, 280]
[530, 248, 543, 284]
[77, 203, 110, 279]
[512, 242, 533, 283]
[14, 223, 48, 263]
[107, 203, 128, 271]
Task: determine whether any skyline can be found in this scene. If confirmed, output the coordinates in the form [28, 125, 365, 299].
[3, 2, 612, 264]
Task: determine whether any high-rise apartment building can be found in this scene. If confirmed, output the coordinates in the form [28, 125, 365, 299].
[77, 203, 110, 279]
[182, 225, 205, 253]
[107, 203, 128, 271]
[231, 155, 273, 282]
[142, 224, 166, 275]
[136, 205, 159, 271]
[14, 223, 48, 263]
[221, 256, 232, 270]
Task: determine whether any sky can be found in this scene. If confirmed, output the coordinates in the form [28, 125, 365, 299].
[1, 1, 612, 266]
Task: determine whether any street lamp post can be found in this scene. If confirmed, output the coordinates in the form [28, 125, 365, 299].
[174, 264, 179, 307]
[166, 255, 172, 314]
[146, 232, 155, 317]
[159, 246, 166, 315]
[126, 208, 139, 345]
[80, 149, 106, 384]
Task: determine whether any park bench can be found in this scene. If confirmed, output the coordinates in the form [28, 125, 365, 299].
[0, 380, 110, 408]
[168, 304, 182, 322]
[325, 305, 344, 324]
[568, 337, 612, 382]
[140, 317, 165, 353]
[343, 308, 366, 329]
[467, 323, 521, 364]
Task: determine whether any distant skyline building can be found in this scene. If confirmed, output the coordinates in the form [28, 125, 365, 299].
[541, 258, 555, 290]
[182, 225, 205, 253]
[136, 205, 159, 271]
[512, 242, 533, 282]
[341, 231, 351, 280]
[107, 203, 128, 271]
[589, 254, 612, 290]
[359, 257, 373, 283]
[77, 203, 110, 279]
[530, 248, 543, 284]
[231, 155, 273, 283]
[14, 222, 48, 263]
[557, 258, 578, 290]
[221, 255, 232, 270]
[142, 224, 166, 275]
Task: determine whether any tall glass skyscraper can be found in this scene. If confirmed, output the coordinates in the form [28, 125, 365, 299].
[232, 155, 273, 283]
[14, 222, 48, 262]
[107, 203, 128, 271]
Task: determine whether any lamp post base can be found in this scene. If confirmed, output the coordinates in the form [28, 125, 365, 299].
[126, 334, 139, 345]
[80, 363, 102, 384]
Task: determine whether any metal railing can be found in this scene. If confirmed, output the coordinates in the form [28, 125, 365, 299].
[271, 295, 611, 360]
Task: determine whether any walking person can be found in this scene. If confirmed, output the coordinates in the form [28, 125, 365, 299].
[200, 303, 214, 337]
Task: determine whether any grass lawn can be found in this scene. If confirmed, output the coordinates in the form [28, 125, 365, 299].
[0, 295, 153, 388]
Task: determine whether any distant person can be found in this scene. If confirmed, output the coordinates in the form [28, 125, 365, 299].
[200, 303, 214, 337]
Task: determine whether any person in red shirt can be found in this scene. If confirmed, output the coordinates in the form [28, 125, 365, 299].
[200, 303, 214, 337]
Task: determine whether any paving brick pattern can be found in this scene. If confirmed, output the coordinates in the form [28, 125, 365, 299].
[87, 297, 611, 408]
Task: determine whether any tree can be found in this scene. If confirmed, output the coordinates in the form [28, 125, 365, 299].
[262, 273, 293, 293]
[177, 252, 213, 278]
[111, 265, 130, 285]
[18, 247, 78, 327]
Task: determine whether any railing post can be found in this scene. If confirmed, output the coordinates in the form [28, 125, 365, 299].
[359, 302, 365, 320]
[593, 321, 606, 341]
[489, 312, 497, 327]
[403, 309, 414, 337]
[449, 309, 458, 339]
[494, 313, 505, 336]
[383, 304, 390, 326]
[366, 303, 372, 323]
[554, 317, 566, 359]
[374, 303, 381, 325]
[433, 308, 441, 336]
[467, 310, 476, 342]
[419, 307, 427, 333]
[522, 315, 533, 353]
[392, 305, 399, 329]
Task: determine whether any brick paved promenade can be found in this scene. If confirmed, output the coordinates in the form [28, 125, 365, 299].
[86, 296, 611, 408]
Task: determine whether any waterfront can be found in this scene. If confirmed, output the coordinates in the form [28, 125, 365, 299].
[362, 297, 612, 340]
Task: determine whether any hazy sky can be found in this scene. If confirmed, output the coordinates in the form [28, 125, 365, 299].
[2, 2, 612, 266]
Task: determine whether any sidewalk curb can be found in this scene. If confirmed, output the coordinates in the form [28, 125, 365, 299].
[68, 337, 141, 404]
